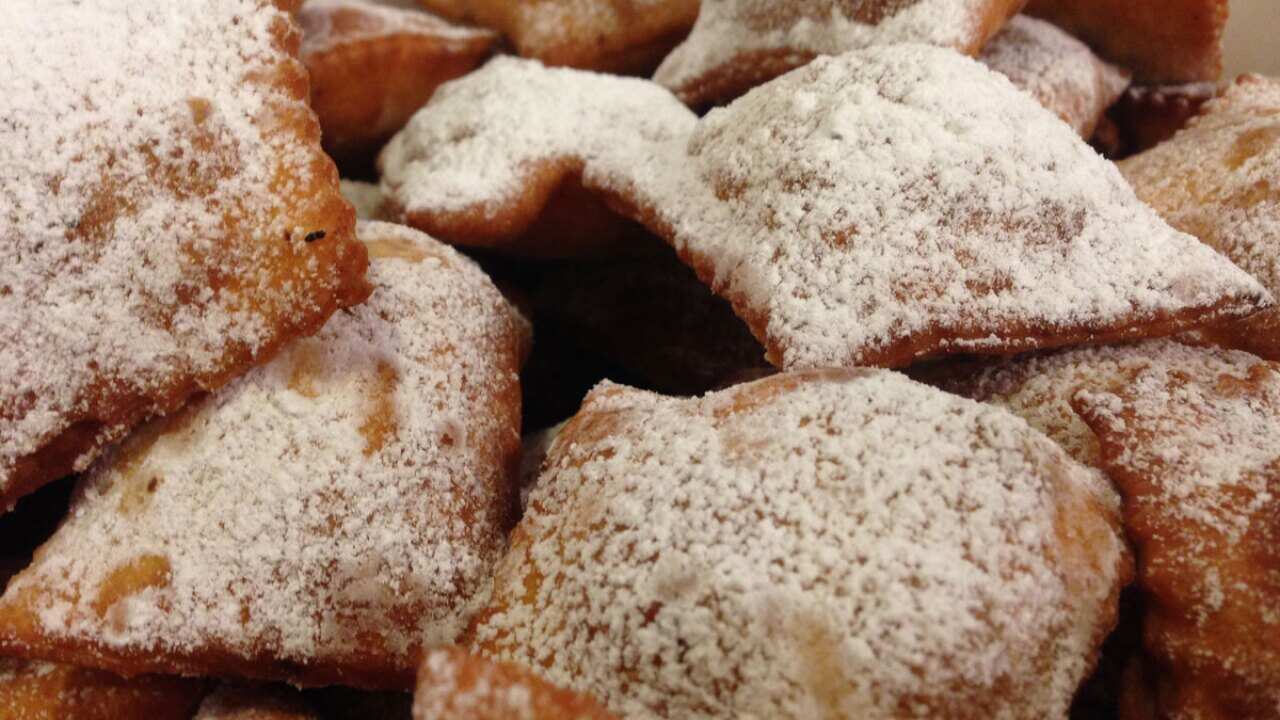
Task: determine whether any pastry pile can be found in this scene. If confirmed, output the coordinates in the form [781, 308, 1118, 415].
[1, 1, 1276, 719]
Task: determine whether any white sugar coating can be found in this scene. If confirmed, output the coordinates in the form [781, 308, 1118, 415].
[341, 180, 389, 220]
[0, 1, 361, 503]
[594, 45, 1271, 369]
[0, 222, 529, 679]
[1120, 76, 1280, 329]
[415, 649, 609, 720]
[473, 369, 1128, 719]
[979, 15, 1130, 137]
[299, 0, 494, 57]
[379, 56, 696, 220]
[654, 0, 994, 96]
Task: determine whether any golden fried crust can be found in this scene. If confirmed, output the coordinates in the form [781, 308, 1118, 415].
[1, 0, 370, 512]
[1073, 354, 1280, 720]
[414, 649, 617, 720]
[418, 0, 699, 74]
[0, 658, 208, 720]
[1025, 0, 1228, 83]
[299, 1, 496, 172]
[1120, 76, 1280, 361]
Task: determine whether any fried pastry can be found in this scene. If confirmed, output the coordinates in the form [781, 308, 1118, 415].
[0, 658, 207, 720]
[415, 648, 616, 720]
[0, 222, 529, 689]
[0, 0, 370, 513]
[1071, 345, 1280, 719]
[1025, 0, 1228, 84]
[340, 180, 390, 221]
[379, 57, 696, 257]
[608, 45, 1272, 370]
[299, 0, 496, 172]
[654, 0, 1025, 110]
[415, 0, 699, 74]
[467, 369, 1131, 718]
[1108, 83, 1220, 157]
[979, 15, 1131, 138]
[1120, 75, 1280, 361]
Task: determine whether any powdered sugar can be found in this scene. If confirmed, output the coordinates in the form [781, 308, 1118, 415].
[0, 0, 365, 506]
[341, 180, 389, 220]
[599, 45, 1271, 369]
[980, 15, 1131, 137]
[472, 369, 1127, 719]
[299, 0, 494, 57]
[415, 649, 614, 720]
[379, 56, 696, 221]
[0, 222, 528, 685]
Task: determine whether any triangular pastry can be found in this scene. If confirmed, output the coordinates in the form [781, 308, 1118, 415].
[0, 0, 370, 513]
[468, 369, 1130, 718]
[0, 222, 529, 689]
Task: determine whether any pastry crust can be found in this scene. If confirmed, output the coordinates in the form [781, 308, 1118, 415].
[299, 0, 496, 172]
[468, 369, 1130, 718]
[654, 0, 1027, 110]
[1120, 76, 1280, 361]
[0, 222, 529, 689]
[1025, 0, 1228, 84]
[0, 658, 208, 720]
[415, 648, 617, 720]
[0, 0, 370, 513]
[417, 0, 699, 74]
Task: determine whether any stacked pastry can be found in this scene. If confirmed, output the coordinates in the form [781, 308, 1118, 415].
[1, 1, 1276, 719]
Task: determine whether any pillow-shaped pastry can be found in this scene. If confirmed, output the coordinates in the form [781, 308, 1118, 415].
[1071, 345, 1280, 720]
[299, 0, 496, 172]
[467, 369, 1131, 719]
[0, 222, 529, 689]
[0, 658, 207, 720]
[979, 15, 1131, 138]
[1120, 75, 1280, 361]
[0, 0, 370, 513]
[415, 0, 699, 74]
[604, 45, 1272, 370]
[416, 648, 616, 720]
[1025, 0, 1228, 84]
[653, 0, 1025, 110]
[379, 57, 695, 257]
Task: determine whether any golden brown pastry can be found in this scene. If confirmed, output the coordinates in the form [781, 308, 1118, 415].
[0, 658, 207, 720]
[0, 0, 369, 513]
[1121, 75, 1280, 360]
[415, 648, 617, 720]
[0, 222, 529, 689]
[654, 0, 1026, 110]
[299, 0, 496, 172]
[1025, 0, 1228, 84]
[468, 369, 1130, 718]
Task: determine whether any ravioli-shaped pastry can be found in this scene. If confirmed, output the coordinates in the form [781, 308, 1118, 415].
[1072, 346, 1280, 720]
[0, 658, 207, 720]
[468, 369, 1130, 719]
[1025, 0, 1228, 84]
[299, 0, 496, 172]
[979, 15, 1130, 138]
[654, 0, 1025, 109]
[606, 45, 1271, 370]
[0, 0, 370, 513]
[380, 57, 695, 257]
[415, 0, 699, 74]
[1121, 75, 1280, 361]
[416, 649, 616, 720]
[0, 222, 529, 689]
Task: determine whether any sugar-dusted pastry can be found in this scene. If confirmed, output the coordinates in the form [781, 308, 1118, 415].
[340, 180, 390, 221]
[610, 45, 1272, 370]
[1108, 83, 1220, 157]
[416, 0, 699, 74]
[1025, 0, 1228, 84]
[654, 0, 1025, 110]
[1121, 75, 1280, 361]
[299, 0, 496, 171]
[194, 685, 316, 720]
[380, 57, 695, 257]
[415, 648, 616, 720]
[468, 369, 1131, 719]
[0, 222, 530, 689]
[1072, 346, 1280, 719]
[979, 15, 1131, 138]
[0, 658, 207, 720]
[0, 0, 370, 513]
